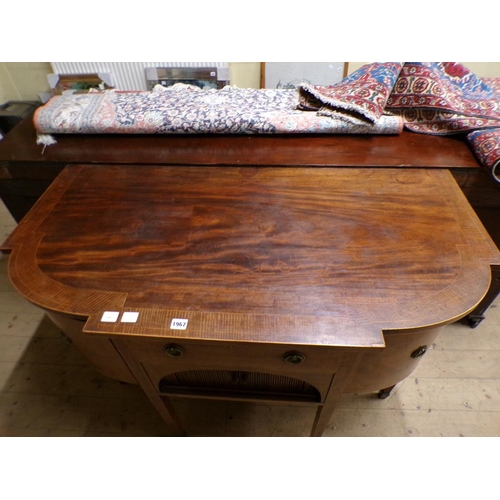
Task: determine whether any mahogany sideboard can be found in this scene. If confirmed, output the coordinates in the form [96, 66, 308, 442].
[2, 165, 499, 436]
[1, 115, 500, 326]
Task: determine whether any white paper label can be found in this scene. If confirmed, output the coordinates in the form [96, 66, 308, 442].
[170, 318, 188, 330]
[101, 311, 120, 323]
[121, 312, 139, 323]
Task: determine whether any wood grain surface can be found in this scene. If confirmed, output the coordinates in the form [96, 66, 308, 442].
[0, 115, 480, 168]
[3, 165, 499, 347]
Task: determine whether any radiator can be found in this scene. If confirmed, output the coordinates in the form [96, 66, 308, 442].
[50, 62, 229, 91]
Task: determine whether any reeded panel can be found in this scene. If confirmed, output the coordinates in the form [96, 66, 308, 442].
[159, 370, 321, 402]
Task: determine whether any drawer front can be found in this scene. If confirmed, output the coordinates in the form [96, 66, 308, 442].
[346, 326, 444, 393]
[121, 337, 343, 403]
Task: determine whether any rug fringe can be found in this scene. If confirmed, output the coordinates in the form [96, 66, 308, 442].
[36, 133, 57, 154]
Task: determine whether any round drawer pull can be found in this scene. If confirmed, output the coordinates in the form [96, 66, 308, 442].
[283, 351, 306, 365]
[163, 344, 185, 357]
[411, 345, 427, 359]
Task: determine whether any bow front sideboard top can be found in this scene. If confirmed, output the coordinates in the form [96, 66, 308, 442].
[2, 164, 499, 436]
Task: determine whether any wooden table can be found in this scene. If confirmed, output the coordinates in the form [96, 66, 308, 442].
[2, 116, 500, 325]
[2, 164, 499, 436]
[0, 114, 495, 225]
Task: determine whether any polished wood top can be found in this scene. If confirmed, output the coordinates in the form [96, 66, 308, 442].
[2, 165, 499, 348]
[0, 114, 480, 169]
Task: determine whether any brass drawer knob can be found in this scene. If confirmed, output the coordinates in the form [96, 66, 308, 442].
[163, 344, 185, 357]
[411, 345, 427, 359]
[283, 351, 306, 365]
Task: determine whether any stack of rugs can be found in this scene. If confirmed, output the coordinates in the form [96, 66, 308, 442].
[34, 62, 500, 183]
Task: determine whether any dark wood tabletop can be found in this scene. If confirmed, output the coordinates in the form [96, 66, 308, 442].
[0, 113, 480, 168]
[4, 114, 500, 251]
[3, 164, 498, 345]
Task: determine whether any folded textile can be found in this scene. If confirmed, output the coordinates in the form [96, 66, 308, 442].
[386, 62, 500, 134]
[296, 61, 500, 182]
[297, 62, 403, 124]
[383, 62, 500, 183]
[33, 85, 403, 136]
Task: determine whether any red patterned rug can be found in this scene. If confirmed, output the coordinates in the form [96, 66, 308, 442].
[387, 62, 500, 134]
[388, 62, 500, 183]
[298, 62, 403, 124]
[297, 62, 500, 183]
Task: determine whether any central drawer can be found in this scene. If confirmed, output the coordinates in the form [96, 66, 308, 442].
[119, 337, 344, 403]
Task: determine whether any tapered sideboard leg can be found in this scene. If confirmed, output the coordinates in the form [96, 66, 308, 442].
[378, 384, 397, 399]
[112, 338, 186, 437]
[310, 352, 364, 437]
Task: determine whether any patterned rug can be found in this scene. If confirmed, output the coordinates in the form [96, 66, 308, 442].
[388, 63, 500, 132]
[33, 63, 500, 182]
[296, 62, 500, 183]
[33, 84, 403, 136]
[387, 62, 500, 182]
[298, 62, 403, 124]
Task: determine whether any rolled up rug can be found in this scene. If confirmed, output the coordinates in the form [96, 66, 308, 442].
[33, 84, 403, 136]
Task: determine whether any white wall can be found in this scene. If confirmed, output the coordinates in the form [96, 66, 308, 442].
[1, 62, 500, 103]
[0, 62, 52, 102]
[348, 62, 500, 77]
